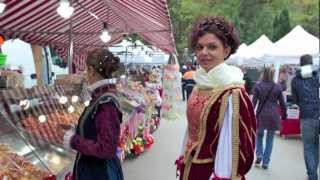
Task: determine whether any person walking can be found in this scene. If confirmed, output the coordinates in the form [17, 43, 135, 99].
[252, 66, 287, 170]
[291, 54, 319, 180]
[278, 68, 288, 91]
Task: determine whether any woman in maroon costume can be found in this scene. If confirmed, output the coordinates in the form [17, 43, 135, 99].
[176, 17, 256, 180]
[61, 49, 124, 180]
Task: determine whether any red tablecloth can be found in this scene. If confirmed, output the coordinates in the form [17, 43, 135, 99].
[280, 118, 300, 136]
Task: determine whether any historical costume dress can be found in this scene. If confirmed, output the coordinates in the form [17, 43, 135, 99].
[64, 79, 124, 180]
[178, 63, 256, 180]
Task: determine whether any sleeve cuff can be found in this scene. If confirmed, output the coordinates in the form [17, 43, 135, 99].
[70, 134, 79, 149]
[63, 129, 75, 150]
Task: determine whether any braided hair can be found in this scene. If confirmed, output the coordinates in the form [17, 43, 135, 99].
[86, 49, 123, 79]
[189, 16, 240, 60]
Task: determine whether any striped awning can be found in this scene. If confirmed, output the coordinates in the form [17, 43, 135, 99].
[0, 0, 176, 59]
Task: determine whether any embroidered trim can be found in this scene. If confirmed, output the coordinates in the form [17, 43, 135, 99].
[183, 143, 198, 164]
[184, 87, 215, 162]
[182, 155, 193, 180]
[192, 158, 214, 164]
[216, 93, 231, 129]
[239, 89, 256, 148]
[192, 90, 221, 163]
[195, 83, 244, 92]
[238, 89, 250, 114]
[79, 92, 121, 136]
[99, 92, 122, 113]
[183, 85, 244, 180]
[231, 89, 240, 180]
[210, 92, 230, 155]
[240, 150, 246, 162]
[185, 85, 243, 164]
[251, 128, 256, 139]
[193, 87, 238, 163]
[240, 117, 253, 147]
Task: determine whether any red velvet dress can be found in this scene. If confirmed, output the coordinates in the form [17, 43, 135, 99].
[180, 85, 256, 180]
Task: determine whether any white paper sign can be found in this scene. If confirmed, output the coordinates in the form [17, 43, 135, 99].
[287, 108, 300, 119]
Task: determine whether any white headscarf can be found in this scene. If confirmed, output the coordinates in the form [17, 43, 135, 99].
[194, 63, 244, 89]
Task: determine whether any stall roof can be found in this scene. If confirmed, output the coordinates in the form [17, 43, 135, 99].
[0, 0, 176, 55]
[262, 25, 319, 64]
[264, 25, 319, 57]
[245, 34, 273, 58]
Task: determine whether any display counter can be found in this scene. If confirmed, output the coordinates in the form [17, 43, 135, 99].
[0, 78, 162, 178]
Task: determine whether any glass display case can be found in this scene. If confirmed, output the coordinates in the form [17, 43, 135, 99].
[0, 112, 54, 179]
[0, 84, 87, 179]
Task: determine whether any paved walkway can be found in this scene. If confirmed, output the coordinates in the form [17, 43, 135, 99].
[123, 101, 308, 180]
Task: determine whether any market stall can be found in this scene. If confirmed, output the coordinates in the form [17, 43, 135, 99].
[0, 73, 163, 178]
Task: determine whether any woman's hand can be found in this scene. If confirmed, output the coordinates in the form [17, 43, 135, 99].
[209, 172, 231, 180]
[57, 128, 67, 143]
[63, 128, 75, 150]
[175, 156, 184, 178]
[57, 127, 75, 150]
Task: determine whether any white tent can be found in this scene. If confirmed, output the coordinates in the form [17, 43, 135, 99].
[262, 25, 319, 65]
[227, 35, 273, 66]
[226, 43, 248, 65]
[245, 34, 273, 59]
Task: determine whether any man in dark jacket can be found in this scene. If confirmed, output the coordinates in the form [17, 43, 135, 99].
[241, 67, 254, 95]
[243, 71, 254, 95]
[291, 54, 320, 180]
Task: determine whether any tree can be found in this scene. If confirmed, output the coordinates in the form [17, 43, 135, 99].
[273, 8, 291, 41]
[168, 0, 319, 60]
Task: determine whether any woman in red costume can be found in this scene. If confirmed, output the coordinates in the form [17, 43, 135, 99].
[176, 17, 257, 180]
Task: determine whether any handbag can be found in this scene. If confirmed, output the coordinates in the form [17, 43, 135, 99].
[256, 83, 275, 116]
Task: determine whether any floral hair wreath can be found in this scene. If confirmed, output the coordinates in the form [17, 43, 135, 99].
[198, 18, 233, 46]
[97, 54, 119, 73]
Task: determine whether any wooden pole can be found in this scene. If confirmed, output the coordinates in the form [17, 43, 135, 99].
[31, 45, 44, 85]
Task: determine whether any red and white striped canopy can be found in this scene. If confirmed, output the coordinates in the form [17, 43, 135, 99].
[0, 0, 176, 69]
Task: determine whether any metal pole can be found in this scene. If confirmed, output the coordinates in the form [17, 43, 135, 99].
[125, 46, 128, 64]
[68, 18, 74, 74]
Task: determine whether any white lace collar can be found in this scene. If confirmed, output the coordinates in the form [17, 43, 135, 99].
[88, 78, 117, 92]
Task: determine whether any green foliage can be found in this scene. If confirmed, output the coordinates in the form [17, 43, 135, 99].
[272, 8, 291, 41]
[168, 0, 319, 62]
